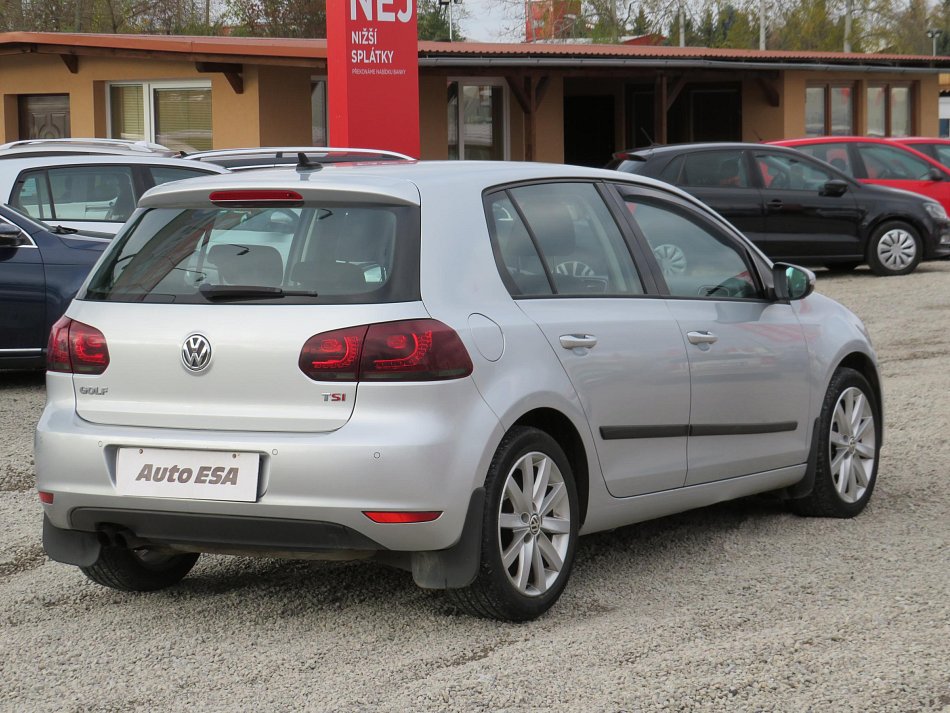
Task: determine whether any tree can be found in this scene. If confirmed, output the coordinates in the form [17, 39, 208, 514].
[417, 0, 467, 40]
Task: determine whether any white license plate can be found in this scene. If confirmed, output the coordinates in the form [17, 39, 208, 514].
[116, 448, 260, 502]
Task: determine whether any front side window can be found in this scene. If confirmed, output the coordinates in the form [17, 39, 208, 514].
[857, 144, 932, 180]
[447, 80, 507, 160]
[754, 152, 834, 191]
[11, 173, 53, 220]
[84, 204, 418, 305]
[486, 182, 643, 297]
[622, 196, 760, 299]
[109, 82, 212, 152]
[678, 150, 749, 188]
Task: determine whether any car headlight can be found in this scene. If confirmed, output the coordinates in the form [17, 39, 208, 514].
[923, 202, 947, 220]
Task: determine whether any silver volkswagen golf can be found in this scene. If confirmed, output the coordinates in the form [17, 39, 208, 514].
[35, 161, 882, 621]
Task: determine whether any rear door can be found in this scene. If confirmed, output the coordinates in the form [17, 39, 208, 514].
[752, 149, 864, 261]
[616, 186, 811, 485]
[486, 181, 691, 498]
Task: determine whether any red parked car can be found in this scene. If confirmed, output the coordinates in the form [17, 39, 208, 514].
[890, 137, 950, 169]
[770, 137, 950, 214]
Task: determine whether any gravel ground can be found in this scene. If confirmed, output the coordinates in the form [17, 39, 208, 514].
[2, 263, 949, 712]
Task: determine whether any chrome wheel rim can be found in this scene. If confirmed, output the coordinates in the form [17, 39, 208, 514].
[652, 244, 687, 276]
[876, 229, 917, 271]
[498, 452, 571, 597]
[829, 387, 876, 504]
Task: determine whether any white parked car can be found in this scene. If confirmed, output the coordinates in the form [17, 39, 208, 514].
[35, 161, 882, 621]
[1, 154, 227, 234]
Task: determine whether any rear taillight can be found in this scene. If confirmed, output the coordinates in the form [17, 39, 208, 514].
[298, 319, 473, 382]
[47, 317, 110, 375]
[363, 511, 442, 523]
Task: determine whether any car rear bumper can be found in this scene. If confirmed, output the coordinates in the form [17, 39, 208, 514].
[35, 373, 504, 554]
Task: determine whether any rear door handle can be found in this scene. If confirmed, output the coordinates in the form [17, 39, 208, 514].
[559, 334, 598, 350]
[686, 330, 718, 345]
[767, 199, 784, 210]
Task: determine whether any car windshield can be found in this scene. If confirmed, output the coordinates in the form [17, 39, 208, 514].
[83, 204, 420, 305]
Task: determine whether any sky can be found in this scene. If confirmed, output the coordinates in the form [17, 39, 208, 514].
[455, 0, 515, 42]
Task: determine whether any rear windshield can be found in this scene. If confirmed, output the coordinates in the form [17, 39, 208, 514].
[82, 204, 420, 304]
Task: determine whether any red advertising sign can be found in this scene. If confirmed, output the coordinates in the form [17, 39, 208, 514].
[327, 0, 421, 158]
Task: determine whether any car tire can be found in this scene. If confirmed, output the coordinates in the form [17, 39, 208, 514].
[81, 546, 199, 592]
[447, 427, 579, 622]
[867, 221, 922, 276]
[789, 368, 880, 518]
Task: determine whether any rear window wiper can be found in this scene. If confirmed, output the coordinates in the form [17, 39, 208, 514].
[198, 284, 319, 301]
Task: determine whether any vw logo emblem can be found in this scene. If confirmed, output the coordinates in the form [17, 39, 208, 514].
[181, 334, 212, 373]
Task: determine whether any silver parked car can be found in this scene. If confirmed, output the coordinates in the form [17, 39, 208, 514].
[1, 154, 226, 234]
[35, 161, 882, 621]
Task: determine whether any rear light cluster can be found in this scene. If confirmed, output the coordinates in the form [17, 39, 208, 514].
[299, 319, 473, 382]
[47, 316, 110, 374]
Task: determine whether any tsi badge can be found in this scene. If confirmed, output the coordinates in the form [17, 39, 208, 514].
[181, 334, 212, 373]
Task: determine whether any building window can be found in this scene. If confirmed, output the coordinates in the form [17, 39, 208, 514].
[866, 83, 914, 137]
[447, 80, 507, 160]
[108, 81, 212, 152]
[805, 84, 854, 136]
[311, 79, 328, 145]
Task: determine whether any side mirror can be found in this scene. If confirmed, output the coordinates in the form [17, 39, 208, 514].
[772, 262, 816, 302]
[0, 223, 24, 247]
[927, 167, 944, 182]
[819, 179, 849, 197]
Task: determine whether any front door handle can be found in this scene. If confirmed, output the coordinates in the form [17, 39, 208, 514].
[559, 334, 598, 350]
[767, 199, 784, 210]
[686, 330, 718, 345]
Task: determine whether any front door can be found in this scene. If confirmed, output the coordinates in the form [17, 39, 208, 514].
[485, 182, 691, 497]
[617, 188, 811, 485]
[0, 220, 45, 353]
[752, 149, 864, 262]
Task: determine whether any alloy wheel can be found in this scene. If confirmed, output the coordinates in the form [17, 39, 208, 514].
[828, 386, 876, 504]
[497, 451, 572, 597]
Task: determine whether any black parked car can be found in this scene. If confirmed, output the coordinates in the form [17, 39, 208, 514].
[0, 204, 108, 369]
[608, 142, 950, 276]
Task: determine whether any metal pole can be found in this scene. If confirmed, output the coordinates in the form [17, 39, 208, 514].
[759, 0, 766, 50]
[449, 1, 454, 42]
[679, 1, 685, 47]
[843, 0, 852, 53]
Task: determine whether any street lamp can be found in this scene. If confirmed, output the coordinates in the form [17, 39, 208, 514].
[438, 0, 462, 42]
[927, 28, 943, 57]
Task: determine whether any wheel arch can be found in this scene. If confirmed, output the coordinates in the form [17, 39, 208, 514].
[837, 351, 883, 424]
[510, 407, 590, 528]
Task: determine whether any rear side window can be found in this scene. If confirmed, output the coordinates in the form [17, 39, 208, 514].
[793, 142, 854, 175]
[47, 166, 137, 222]
[486, 182, 643, 297]
[83, 204, 419, 305]
[149, 166, 215, 186]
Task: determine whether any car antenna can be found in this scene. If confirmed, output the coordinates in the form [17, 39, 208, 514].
[751, 129, 763, 142]
[639, 127, 658, 147]
[296, 152, 323, 173]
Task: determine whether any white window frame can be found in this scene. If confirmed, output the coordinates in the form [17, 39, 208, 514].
[448, 77, 509, 161]
[106, 80, 212, 145]
[310, 75, 329, 146]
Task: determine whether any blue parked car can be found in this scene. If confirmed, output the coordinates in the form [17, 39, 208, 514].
[0, 204, 108, 369]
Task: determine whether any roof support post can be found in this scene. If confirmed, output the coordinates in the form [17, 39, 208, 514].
[506, 73, 549, 161]
[60, 53, 79, 73]
[654, 74, 668, 145]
